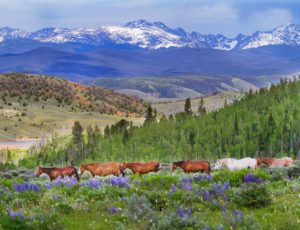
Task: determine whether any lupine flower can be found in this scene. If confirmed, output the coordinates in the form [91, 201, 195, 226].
[87, 178, 102, 189]
[213, 200, 218, 206]
[205, 227, 209, 230]
[203, 189, 210, 201]
[63, 176, 78, 187]
[223, 181, 230, 190]
[53, 176, 62, 187]
[110, 176, 130, 187]
[134, 180, 140, 186]
[187, 208, 191, 217]
[219, 224, 223, 230]
[234, 210, 239, 223]
[111, 207, 118, 214]
[244, 173, 262, 184]
[170, 184, 177, 193]
[6, 209, 24, 220]
[179, 208, 184, 218]
[52, 194, 61, 200]
[240, 211, 244, 221]
[13, 182, 39, 193]
[44, 182, 52, 189]
[221, 204, 226, 211]
[107, 208, 111, 215]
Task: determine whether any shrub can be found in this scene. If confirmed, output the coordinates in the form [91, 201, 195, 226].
[287, 163, 300, 178]
[155, 212, 205, 230]
[53, 203, 73, 214]
[233, 184, 271, 208]
[213, 169, 269, 187]
[123, 194, 156, 224]
[269, 167, 288, 181]
[222, 209, 262, 230]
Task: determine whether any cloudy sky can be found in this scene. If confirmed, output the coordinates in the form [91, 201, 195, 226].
[0, 0, 299, 37]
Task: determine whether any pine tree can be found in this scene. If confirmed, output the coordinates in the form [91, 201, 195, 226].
[122, 129, 129, 145]
[184, 98, 192, 115]
[145, 105, 155, 123]
[198, 97, 206, 115]
[72, 121, 83, 144]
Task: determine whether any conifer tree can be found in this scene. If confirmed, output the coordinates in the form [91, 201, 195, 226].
[184, 98, 192, 115]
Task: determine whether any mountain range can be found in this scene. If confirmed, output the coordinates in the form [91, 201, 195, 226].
[1, 20, 300, 51]
[0, 20, 300, 100]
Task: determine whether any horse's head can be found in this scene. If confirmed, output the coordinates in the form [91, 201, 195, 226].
[120, 163, 128, 171]
[79, 165, 86, 176]
[36, 166, 43, 177]
[172, 163, 177, 171]
[256, 157, 264, 166]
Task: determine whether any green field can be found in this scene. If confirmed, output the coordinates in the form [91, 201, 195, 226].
[0, 97, 144, 141]
[0, 165, 299, 230]
[152, 91, 243, 115]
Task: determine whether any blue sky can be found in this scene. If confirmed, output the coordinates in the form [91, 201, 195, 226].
[0, 0, 299, 37]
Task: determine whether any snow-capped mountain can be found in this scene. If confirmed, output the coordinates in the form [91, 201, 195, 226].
[0, 20, 300, 51]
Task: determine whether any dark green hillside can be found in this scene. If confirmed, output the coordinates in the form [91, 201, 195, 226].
[34, 77, 300, 165]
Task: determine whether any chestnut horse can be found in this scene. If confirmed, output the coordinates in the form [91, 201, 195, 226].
[257, 157, 294, 167]
[172, 160, 210, 174]
[121, 161, 159, 175]
[36, 166, 79, 181]
[80, 162, 124, 177]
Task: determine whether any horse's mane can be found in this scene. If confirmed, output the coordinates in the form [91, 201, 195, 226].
[173, 161, 184, 166]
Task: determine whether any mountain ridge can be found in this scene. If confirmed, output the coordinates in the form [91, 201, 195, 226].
[1, 20, 300, 51]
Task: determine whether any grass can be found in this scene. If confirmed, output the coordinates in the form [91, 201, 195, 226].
[152, 91, 243, 115]
[0, 167, 299, 229]
[0, 97, 144, 141]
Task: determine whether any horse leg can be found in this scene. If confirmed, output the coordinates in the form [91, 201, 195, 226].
[73, 171, 80, 181]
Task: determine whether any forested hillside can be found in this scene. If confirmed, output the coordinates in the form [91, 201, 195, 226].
[31, 77, 300, 166]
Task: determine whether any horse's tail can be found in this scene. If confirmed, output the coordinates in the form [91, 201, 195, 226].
[206, 160, 211, 175]
[154, 163, 160, 172]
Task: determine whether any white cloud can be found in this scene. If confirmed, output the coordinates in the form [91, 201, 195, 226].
[251, 8, 293, 30]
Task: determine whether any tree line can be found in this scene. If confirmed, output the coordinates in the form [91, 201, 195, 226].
[31, 77, 300, 165]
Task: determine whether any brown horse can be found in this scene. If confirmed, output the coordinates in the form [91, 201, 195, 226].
[257, 157, 294, 167]
[121, 161, 159, 175]
[80, 162, 124, 177]
[36, 166, 79, 181]
[172, 160, 210, 174]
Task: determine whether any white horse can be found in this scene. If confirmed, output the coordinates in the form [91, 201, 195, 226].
[214, 157, 257, 170]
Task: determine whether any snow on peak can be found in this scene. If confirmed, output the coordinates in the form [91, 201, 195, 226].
[241, 24, 300, 49]
[0, 21, 300, 50]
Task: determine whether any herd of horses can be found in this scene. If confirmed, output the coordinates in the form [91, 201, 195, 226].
[35, 157, 296, 181]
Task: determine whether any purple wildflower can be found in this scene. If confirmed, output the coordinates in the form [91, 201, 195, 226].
[111, 207, 118, 214]
[219, 224, 223, 230]
[187, 208, 191, 217]
[240, 211, 244, 221]
[134, 180, 140, 186]
[234, 210, 239, 223]
[170, 184, 177, 193]
[179, 208, 184, 218]
[6, 209, 24, 220]
[203, 189, 210, 201]
[221, 204, 226, 211]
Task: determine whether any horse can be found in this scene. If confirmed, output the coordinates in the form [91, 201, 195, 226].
[257, 157, 294, 167]
[121, 161, 159, 175]
[214, 157, 257, 170]
[172, 160, 210, 174]
[36, 166, 79, 181]
[79, 162, 124, 177]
